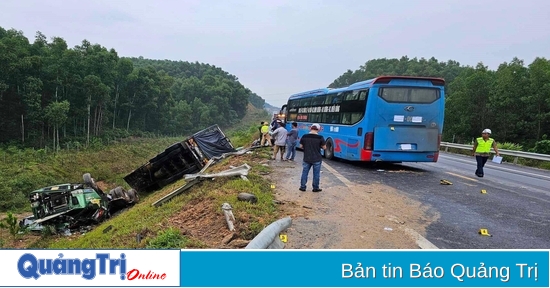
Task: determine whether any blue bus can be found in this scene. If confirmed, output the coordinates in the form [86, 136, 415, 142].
[279, 76, 446, 163]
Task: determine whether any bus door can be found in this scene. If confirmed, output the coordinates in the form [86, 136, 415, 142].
[372, 85, 442, 152]
[341, 90, 368, 159]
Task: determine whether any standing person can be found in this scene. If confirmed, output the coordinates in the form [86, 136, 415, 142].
[299, 123, 326, 192]
[271, 122, 287, 160]
[258, 122, 264, 138]
[285, 122, 299, 161]
[260, 122, 271, 147]
[472, 128, 500, 177]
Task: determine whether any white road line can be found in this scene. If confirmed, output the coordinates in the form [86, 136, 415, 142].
[401, 227, 439, 249]
[446, 172, 479, 182]
[322, 161, 439, 250]
[322, 162, 355, 187]
[439, 154, 550, 181]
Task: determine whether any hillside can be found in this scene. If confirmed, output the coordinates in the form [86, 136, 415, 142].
[329, 56, 550, 153]
[0, 27, 268, 150]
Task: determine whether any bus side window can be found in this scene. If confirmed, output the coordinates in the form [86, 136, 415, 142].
[312, 96, 326, 106]
[300, 98, 311, 107]
[322, 113, 340, 124]
[309, 113, 321, 122]
[350, 112, 364, 124]
[359, 90, 367, 101]
[288, 113, 297, 121]
[345, 91, 358, 101]
[341, 113, 351, 124]
[332, 94, 342, 104]
[324, 93, 335, 105]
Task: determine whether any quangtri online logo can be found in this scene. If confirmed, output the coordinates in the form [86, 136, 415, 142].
[17, 253, 167, 281]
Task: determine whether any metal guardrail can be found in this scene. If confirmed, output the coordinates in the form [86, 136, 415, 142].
[440, 142, 550, 164]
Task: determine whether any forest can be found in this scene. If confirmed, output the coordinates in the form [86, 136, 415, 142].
[329, 56, 550, 154]
[0, 26, 266, 150]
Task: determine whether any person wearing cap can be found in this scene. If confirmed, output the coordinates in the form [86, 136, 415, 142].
[299, 123, 326, 192]
[472, 129, 500, 177]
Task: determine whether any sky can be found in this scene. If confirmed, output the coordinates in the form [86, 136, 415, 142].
[1, 0, 549, 107]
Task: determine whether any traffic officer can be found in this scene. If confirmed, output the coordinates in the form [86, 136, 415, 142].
[472, 128, 500, 177]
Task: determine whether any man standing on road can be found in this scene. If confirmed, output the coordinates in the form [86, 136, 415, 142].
[271, 121, 287, 160]
[472, 128, 500, 177]
[299, 123, 326, 192]
[285, 122, 299, 161]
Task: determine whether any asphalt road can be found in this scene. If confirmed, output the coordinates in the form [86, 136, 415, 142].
[319, 152, 550, 249]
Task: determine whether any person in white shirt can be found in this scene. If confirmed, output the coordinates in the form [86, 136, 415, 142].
[271, 121, 287, 160]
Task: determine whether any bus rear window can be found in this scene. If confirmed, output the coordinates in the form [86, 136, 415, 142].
[378, 87, 440, 104]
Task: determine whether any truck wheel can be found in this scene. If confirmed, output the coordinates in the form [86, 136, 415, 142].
[325, 139, 334, 160]
[115, 187, 130, 201]
[127, 189, 139, 203]
[83, 173, 98, 190]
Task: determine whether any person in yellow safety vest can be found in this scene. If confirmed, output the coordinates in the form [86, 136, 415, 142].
[260, 122, 272, 147]
[472, 128, 500, 177]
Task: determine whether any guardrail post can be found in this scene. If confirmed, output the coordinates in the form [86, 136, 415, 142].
[513, 157, 518, 165]
[445, 146, 449, 152]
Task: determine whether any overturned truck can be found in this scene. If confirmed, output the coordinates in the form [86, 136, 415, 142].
[20, 173, 138, 232]
[124, 124, 236, 193]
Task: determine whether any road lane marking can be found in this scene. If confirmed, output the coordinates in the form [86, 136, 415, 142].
[322, 161, 439, 249]
[401, 227, 439, 249]
[439, 154, 550, 181]
[446, 172, 479, 183]
[322, 162, 355, 187]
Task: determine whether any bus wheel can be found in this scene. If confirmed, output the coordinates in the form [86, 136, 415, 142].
[325, 139, 334, 160]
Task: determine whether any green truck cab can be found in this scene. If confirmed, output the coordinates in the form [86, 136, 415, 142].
[21, 173, 138, 232]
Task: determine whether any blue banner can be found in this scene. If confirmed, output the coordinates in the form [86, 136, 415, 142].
[179, 250, 549, 287]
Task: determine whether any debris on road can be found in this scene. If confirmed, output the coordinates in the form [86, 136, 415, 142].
[384, 227, 393, 231]
[440, 179, 453, 185]
[481, 189, 487, 194]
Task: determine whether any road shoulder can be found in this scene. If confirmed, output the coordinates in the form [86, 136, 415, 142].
[265, 151, 437, 249]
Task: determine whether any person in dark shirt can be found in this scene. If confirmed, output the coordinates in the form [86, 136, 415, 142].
[298, 123, 326, 192]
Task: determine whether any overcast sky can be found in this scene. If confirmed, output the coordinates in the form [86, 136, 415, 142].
[1, 0, 549, 107]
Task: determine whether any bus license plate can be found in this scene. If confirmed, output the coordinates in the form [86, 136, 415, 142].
[401, 144, 412, 150]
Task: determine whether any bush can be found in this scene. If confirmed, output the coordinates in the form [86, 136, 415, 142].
[0, 211, 25, 239]
[497, 142, 523, 163]
[531, 135, 550, 155]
